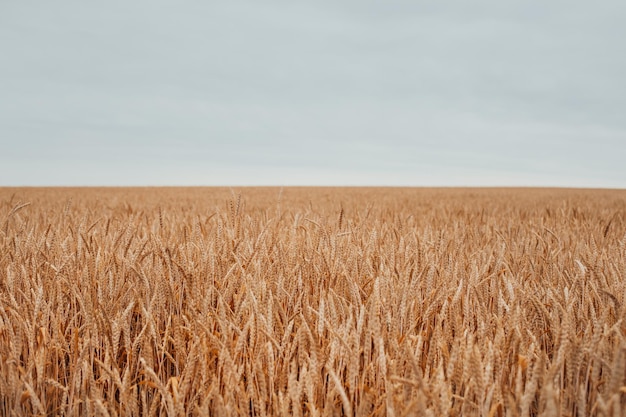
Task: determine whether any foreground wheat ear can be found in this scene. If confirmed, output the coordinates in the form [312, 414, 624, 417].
[0, 187, 625, 416]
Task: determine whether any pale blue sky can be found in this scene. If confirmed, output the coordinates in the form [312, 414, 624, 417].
[1, 0, 625, 187]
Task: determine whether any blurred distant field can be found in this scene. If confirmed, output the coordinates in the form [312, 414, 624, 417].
[1, 187, 625, 416]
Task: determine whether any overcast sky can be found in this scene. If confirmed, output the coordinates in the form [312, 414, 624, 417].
[1, 1, 625, 187]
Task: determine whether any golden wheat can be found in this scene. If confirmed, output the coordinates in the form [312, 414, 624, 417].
[0, 187, 625, 416]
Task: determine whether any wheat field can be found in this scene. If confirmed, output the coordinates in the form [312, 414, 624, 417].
[1, 187, 625, 416]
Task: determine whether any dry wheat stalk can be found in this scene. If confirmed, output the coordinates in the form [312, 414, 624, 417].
[0, 187, 624, 416]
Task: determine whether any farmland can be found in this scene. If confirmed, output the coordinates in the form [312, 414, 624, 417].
[1, 187, 625, 416]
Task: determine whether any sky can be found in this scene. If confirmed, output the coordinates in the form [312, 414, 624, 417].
[1, 0, 625, 187]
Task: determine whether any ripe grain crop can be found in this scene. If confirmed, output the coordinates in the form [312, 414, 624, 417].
[1, 187, 625, 416]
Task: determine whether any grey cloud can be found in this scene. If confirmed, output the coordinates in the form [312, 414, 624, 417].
[0, 0, 624, 186]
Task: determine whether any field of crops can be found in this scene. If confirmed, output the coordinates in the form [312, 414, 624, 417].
[1, 187, 625, 416]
